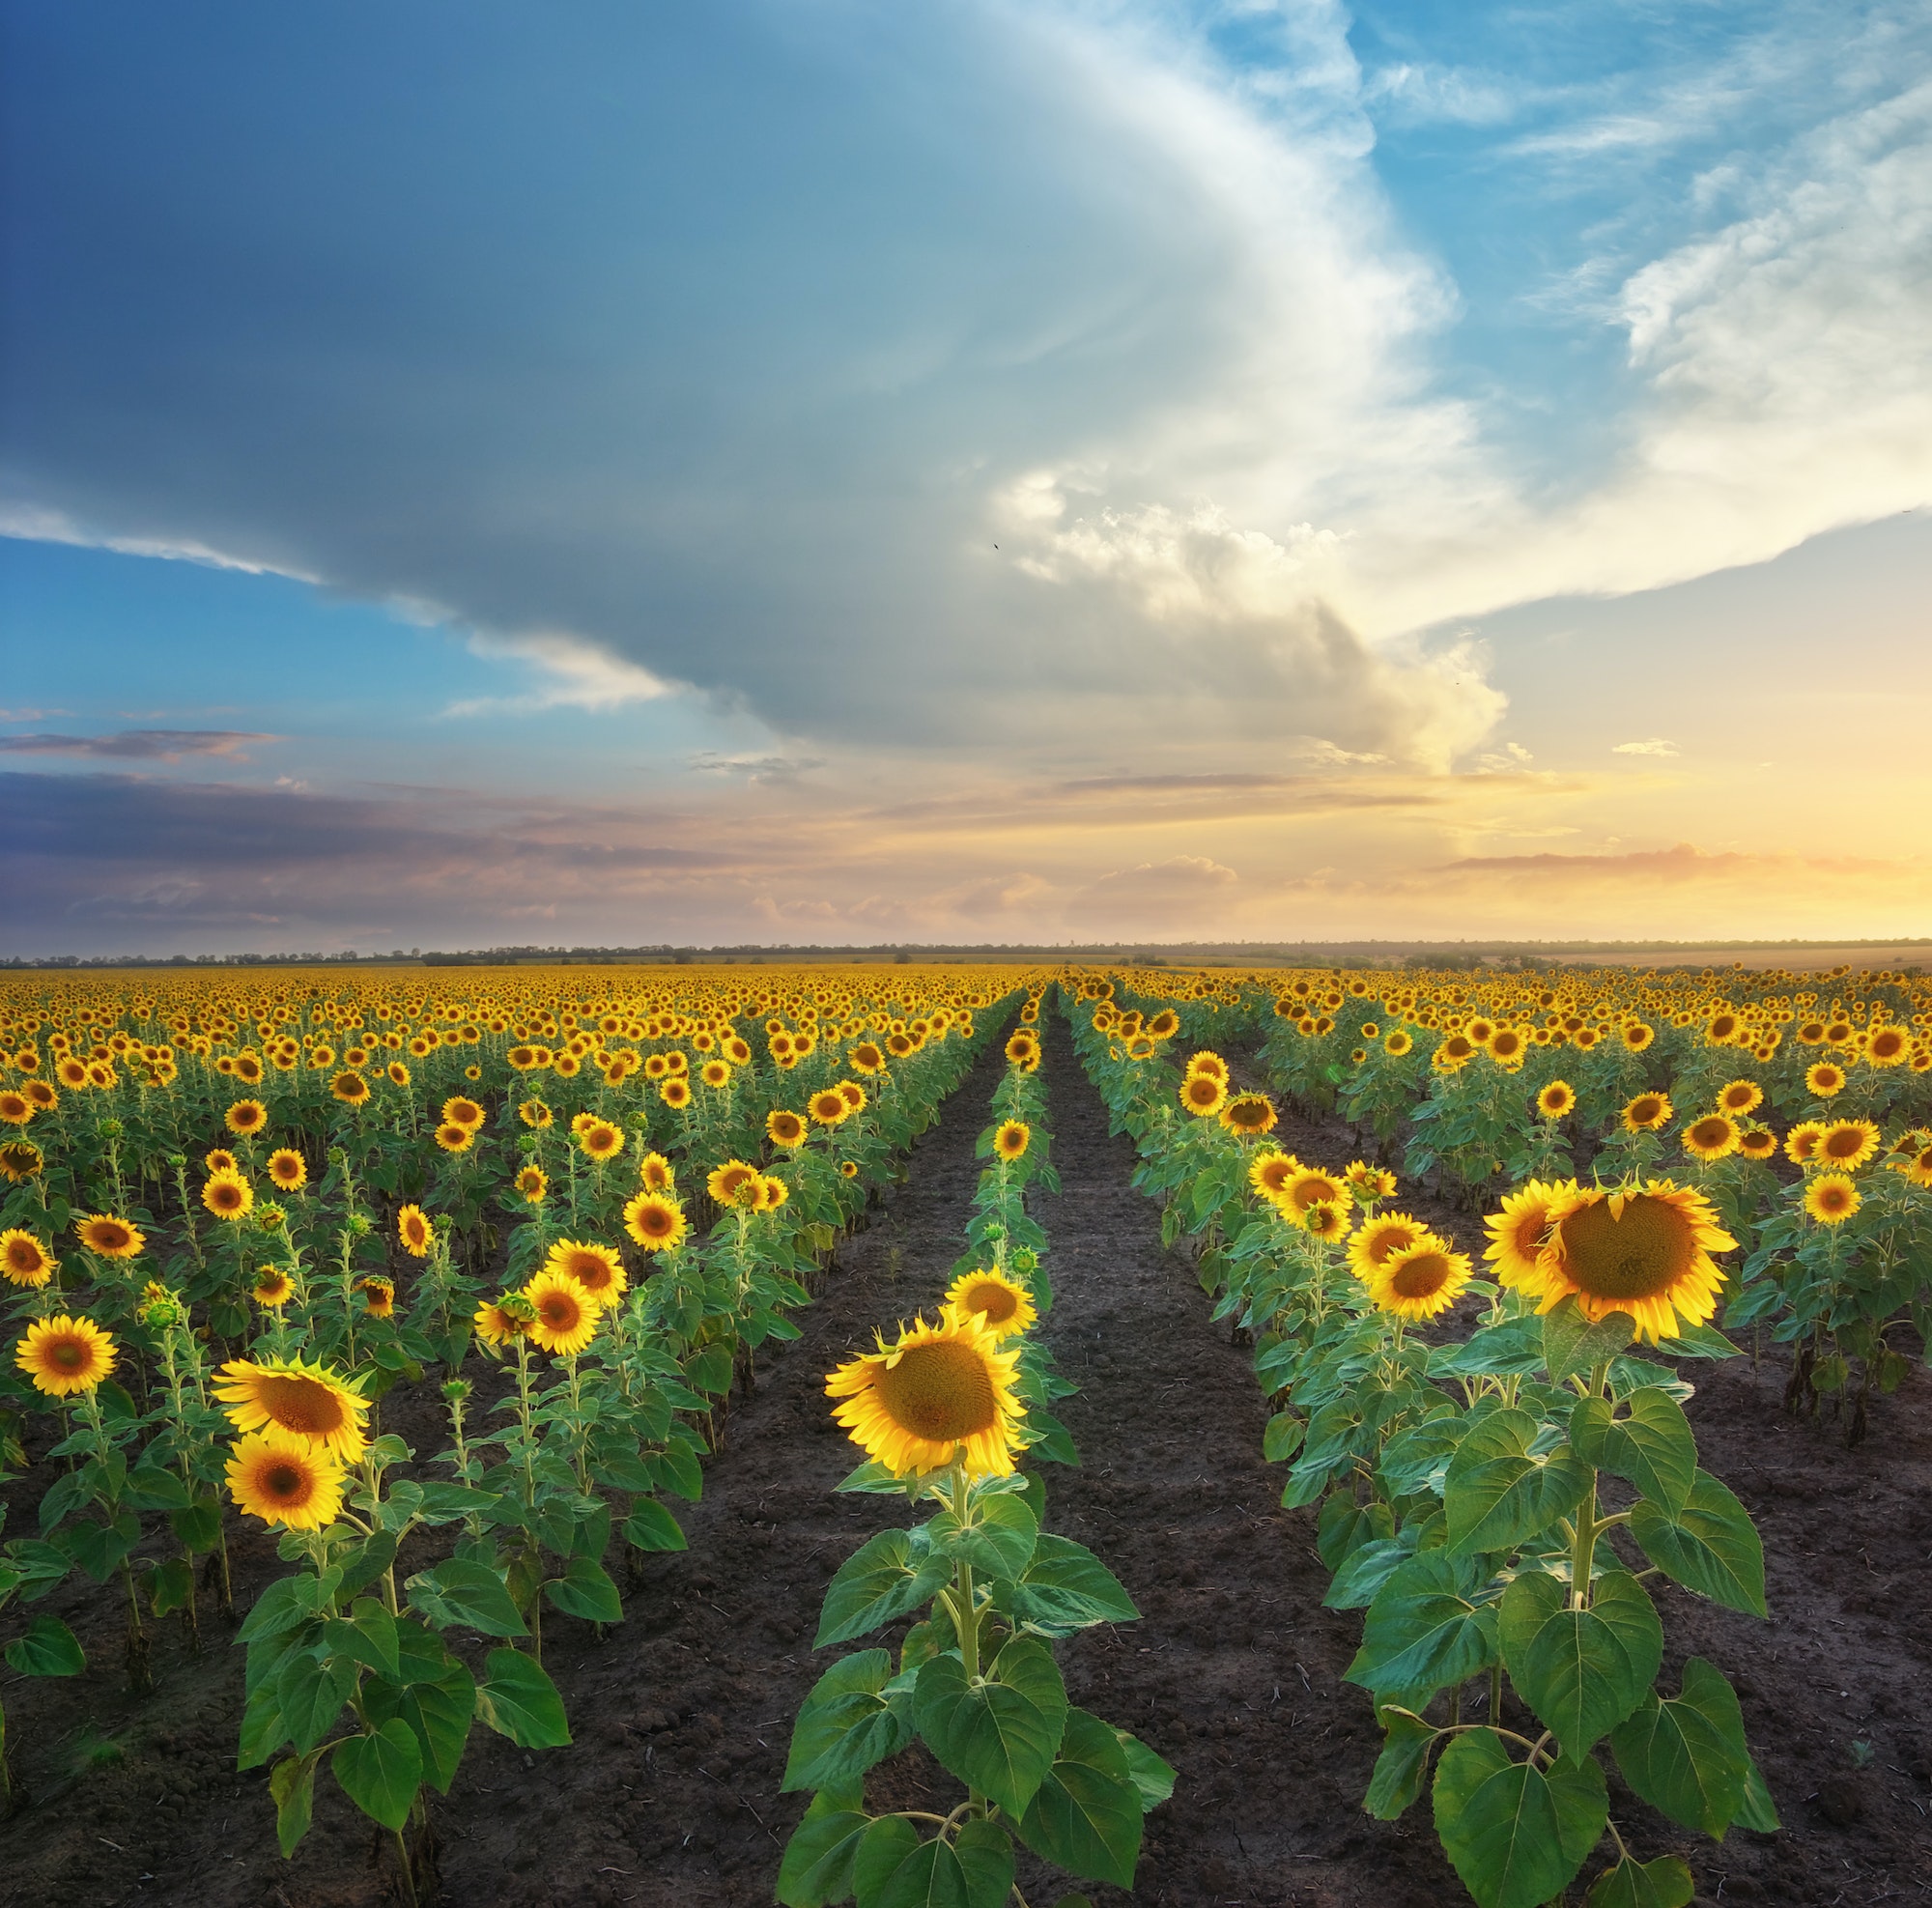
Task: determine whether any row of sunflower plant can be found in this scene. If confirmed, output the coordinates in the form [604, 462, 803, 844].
[1065, 982, 1781, 1908]
[778, 984, 1174, 1908]
[0, 965, 1024, 1884]
[1081, 961, 1932, 1444]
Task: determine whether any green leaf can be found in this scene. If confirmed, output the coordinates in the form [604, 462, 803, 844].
[169, 1496, 222, 1553]
[324, 1602, 402, 1682]
[278, 1644, 360, 1753]
[144, 1555, 195, 1619]
[331, 1719, 422, 1832]
[1609, 1657, 1749, 1837]
[1017, 1708, 1143, 1887]
[4, 1612, 84, 1676]
[237, 1684, 289, 1770]
[816, 1527, 952, 1648]
[1499, 1569, 1662, 1763]
[1432, 1727, 1607, 1908]
[1345, 1551, 1498, 1710]
[926, 1493, 1038, 1582]
[1585, 1853, 1695, 1908]
[1569, 1388, 1698, 1516]
[622, 1498, 686, 1552]
[1112, 1729, 1177, 1811]
[777, 1787, 873, 1908]
[782, 1649, 913, 1794]
[1324, 1536, 1414, 1611]
[853, 1816, 1012, 1908]
[270, 1751, 319, 1858]
[406, 1556, 529, 1637]
[545, 1555, 624, 1624]
[1318, 1495, 1395, 1572]
[1543, 1296, 1635, 1385]
[1364, 1707, 1437, 1820]
[474, 1645, 571, 1748]
[362, 1662, 476, 1795]
[1262, 1410, 1305, 1462]
[1629, 1470, 1767, 1617]
[413, 1482, 501, 1524]
[1007, 1535, 1139, 1637]
[337, 1528, 401, 1598]
[1734, 1753, 1779, 1832]
[1444, 1409, 1591, 1556]
[1428, 1317, 1545, 1379]
[914, 1635, 1067, 1818]
[685, 1342, 734, 1395]
[124, 1464, 191, 1511]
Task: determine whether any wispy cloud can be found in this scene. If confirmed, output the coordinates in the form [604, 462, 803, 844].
[1611, 737, 1679, 757]
[0, 728, 275, 761]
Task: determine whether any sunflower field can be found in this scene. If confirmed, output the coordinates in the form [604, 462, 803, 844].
[1, 956, 1928, 1906]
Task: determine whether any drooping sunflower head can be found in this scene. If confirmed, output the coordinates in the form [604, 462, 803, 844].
[203, 1170, 254, 1220]
[514, 1163, 549, 1204]
[546, 1239, 628, 1305]
[1622, 1092, 1673, 1133]
[1805, 1061, 1846, 1098]
[1718, 1079, 1764, 1116]
[473, 1293, 534, 1350]
[214, 1354, 371, 1461]
[1536, 1080, 1577, 1120]
[76, 1212, 144, 1260]
[397, 1204, 435, 1257]
[1248, 1149, 1302, 1203]
[2, 1229, 56, 1289]
[1816, 1120, 1880, 1172]
[1784, 1122, 1825, 1164]
[226, 1428, 346, 1532]
[0, 1090, 35, 1126]
[994, 1121, 1031, 1160]
[359, 1276, 395, 1319]
[252, 1266, 295, 1307]
[1891, 1141, 1932, 1189]
[519, 1097, 554, 1129]
[1803, 1173, 1861, 1225]
[624, 1190, 688, 1254]
[332, 1071, 371, 1107]
[1301, 1199, 1350, 1241]
[1220, 1094, 1277, 1137]
[267, 1148, 307, 1190]
[225, 1098, 269, 1136]
[14, 1314, 117, 1397]
[942, 1267, 1037, 1341]
[523, 1269, 603, 1356]
[1369, 1238, 1472, 1322]
[1681, 1114, 1740, 1164]
[1180, 1073, 1227, 1117]
[826, 1311, 1023, 1479]
[1529, 1182, 1736, 1344]
[0, 1139, 45, 1182]
[708, 1159, 761, 1208]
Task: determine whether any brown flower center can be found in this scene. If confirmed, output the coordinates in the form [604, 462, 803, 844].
[874, 1341, 997, 1442]
[257, 1374, 348, 1438]
[1559, 1195, 1694, 1300]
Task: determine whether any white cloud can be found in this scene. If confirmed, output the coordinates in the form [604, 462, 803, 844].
[441, 632, 676, 717]
[1612, 738, 1680, 756]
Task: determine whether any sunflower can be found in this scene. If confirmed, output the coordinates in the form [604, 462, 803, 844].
[660, 1077, 693, 1109]
[1801, 1173, 1860, 1225]
[1249, 1150, 1301, 1204]
[203, 1171, 254, 1220]
[226, 1428, 346, 1532]
[1185, 1050, 1229, 1083]
[1621, 1092, 1673, 1133]
[387, 1061, 412, 1088]
[754, 1172, 789, 1212]
[214, 1355, 370, 1462]
[1180, 1073, 1227, 1117]
[849, 1040, 886, 1075]
[1369, 1239, 1473, 1322]
[523, 1270, 602, 1356]
[203, 1144, 240, 1174]
[1489, 1027, 1527, 1068]
[1783, 1122, 1825, 1165]
[1348, 1210, 1433, 1281]
[2, 1229, 56, 1289]
[519, 1097, 554, 1129]
[358, 1276, 395, 1319]
[1220, 1093, 1277, 1137]
[624, 1191, 688, 1254]
[434, 1122, 474, 1153]
[265, 1148, 307, 1192]
[1816, 1120, 1881, 1172]
[0, 1090, 32, 1126]
[1281, 1167, 1351, 1225]
[839, 1079, 868, 1112]
[1681, 1114, 1740, 1164]
[826, 1311, 1023, 1478]
[252, 1267, 295, 1307]
[708, 1159, 761, 1207]
[14, 1314, 116, 1397]
[1147, 1009, 1179, 1039]
[546, 1239, 628, 1305]
[1718, 1080, 1764, 1116]
[810, 1088, 851, 1126]
[700, 1059, 732, 1089]
[329, 1070, 370, 1107]
[0, 1139, 45, 1182]
[1384, 1031, 1414, 1057]
[1866, 1024, 1910, 1068]
[1505, 1182, 1735, 1344]
[1345, 1161, 1399, 1202]
[1536, 1080, 1577, 1120]
[578, 1121, 625, 1162]
[1482, 1181, 1577, 1286]
[224, 1098, 269, 1136]
[1302, 1199, 1350, 1241]
[993, 1120, 1031, 1161]
[441, 1096, 485, 1130]
[75, 1212, 144, 1260]
[1737, 1127, 1778, 1160]
[473, 1295, 532, 1349]
[1891, 1142, 1932, 1190]
[639, 1151, 675, 1192]
[396, 1204, 434, 1257]
[943, 1267, 1037, 1340]
[1004, 1032, 1039, 1068]
[1804, 1061, 1846, 1098]
[513, 1163, 549, 1205]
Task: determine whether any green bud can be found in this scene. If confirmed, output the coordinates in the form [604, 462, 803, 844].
[97, 1118, 125, 1139]
[441, 1377, 472, 1403]
[348, 1212, 374, 1238]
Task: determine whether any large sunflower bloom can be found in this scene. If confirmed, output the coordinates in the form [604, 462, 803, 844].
[396, 1204, 435, 1258]
[1680, 1114, 1740, 1164]
[942, 1267, 1037, 1341]
[1249, 1150, 1301, 1203]
[226, 1428, 346, 1532]
[1508, 1182, 1735, 1345]
[214, 1355, 370, 1462]
[1220, 1093, 1277, 1137]
[1280, 1167, 1351, 1226]
[1783, 1122, 1826, 1166]
[202, 1170, 254, 1220]
[1483, 1179, 1576, 1287]
[545, 1239, 628, 1306]
[1347, 1210, 1433, 1282]
[708, 1159, 761, 1207]
[993, 1121, 1030, 1161]
[1368, 1239, 1473, 1322]
[266, 1149, 308, 1191]
[1804, 1174, 1861, 1225]
[1179, 1073, 1227, 1117]
[523, 1270, 603, 1356]
[766, 1109, 807, 1149]
[1815, 1120, 1881, 1172]
[826, 1311, 1022, 1479]
[75, 1213, 144, 1260]
[14, 1315, 116, 1397]
[2, 1229, 56, 1289]
[623, 1191, 687, 1254]
[224, 1098, 270, 1136]
[1621, 1093, 1672, 1134]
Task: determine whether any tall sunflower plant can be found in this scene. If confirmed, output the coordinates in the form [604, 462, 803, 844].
[778, 1305, 1171, 1908]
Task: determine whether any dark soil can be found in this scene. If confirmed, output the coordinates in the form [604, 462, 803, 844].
[3, 1016, 1929, 1908]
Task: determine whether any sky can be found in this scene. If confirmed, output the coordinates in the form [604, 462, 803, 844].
[3, 0, 1929, 955]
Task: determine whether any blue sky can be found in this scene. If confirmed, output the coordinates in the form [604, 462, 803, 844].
[4, 1, 1929, 952]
